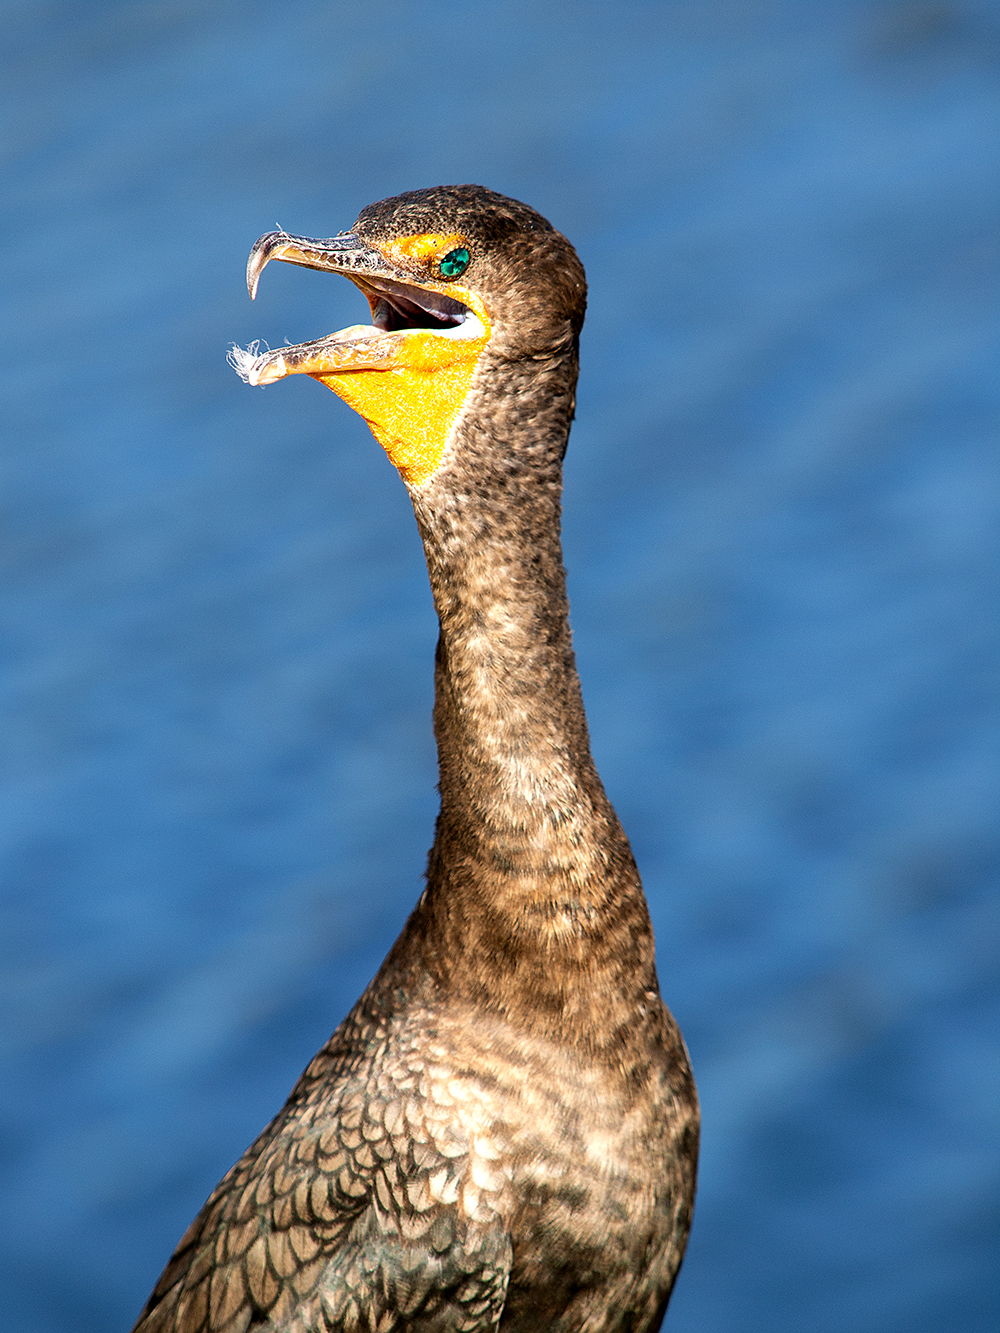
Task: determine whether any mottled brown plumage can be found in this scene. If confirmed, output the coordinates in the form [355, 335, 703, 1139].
[133, 186, 698, 1333]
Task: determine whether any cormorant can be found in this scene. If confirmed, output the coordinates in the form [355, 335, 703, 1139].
[132, 185, 698, 1333]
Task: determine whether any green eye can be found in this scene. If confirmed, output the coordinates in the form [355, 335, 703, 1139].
[439, 247, 470, 278]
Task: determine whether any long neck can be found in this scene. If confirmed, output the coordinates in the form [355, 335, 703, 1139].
[402, 348, 660, 1048]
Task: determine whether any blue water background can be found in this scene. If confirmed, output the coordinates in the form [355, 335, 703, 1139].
[2, 1, 998, 1329]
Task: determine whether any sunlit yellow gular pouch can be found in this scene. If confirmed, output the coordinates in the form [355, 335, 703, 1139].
[230, 227, 491, 487]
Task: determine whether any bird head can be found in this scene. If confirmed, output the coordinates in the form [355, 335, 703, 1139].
[230, 185, 586, 486]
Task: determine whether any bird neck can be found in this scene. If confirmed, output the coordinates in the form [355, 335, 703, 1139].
[403, 348, 660, 1046]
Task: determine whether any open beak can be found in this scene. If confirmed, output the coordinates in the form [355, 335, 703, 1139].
[229, 230, 487, 386]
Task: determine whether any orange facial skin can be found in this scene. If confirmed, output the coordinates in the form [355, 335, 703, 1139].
[237, 232, 490, 487]
[381, 231, 468, 268]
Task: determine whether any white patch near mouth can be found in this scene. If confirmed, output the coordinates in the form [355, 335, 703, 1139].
[439, 311, 486, 340]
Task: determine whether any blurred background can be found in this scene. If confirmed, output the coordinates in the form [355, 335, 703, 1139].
[2, 1, 998, 1329]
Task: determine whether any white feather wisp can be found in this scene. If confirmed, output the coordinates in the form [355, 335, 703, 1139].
[227, 342, 264, 384]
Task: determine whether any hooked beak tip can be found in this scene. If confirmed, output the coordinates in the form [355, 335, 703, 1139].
[246, 230, 287, 301]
